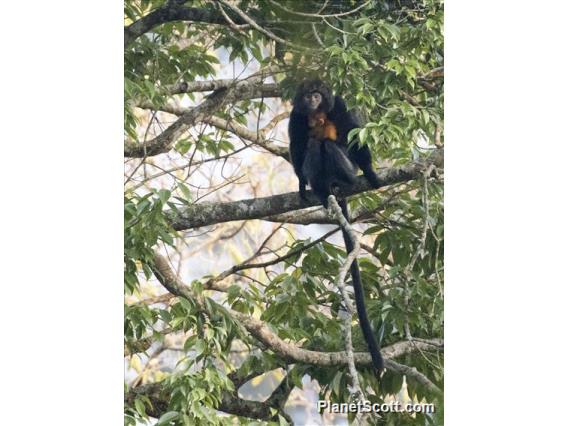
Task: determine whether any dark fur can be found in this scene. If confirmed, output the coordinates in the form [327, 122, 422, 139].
[301, 140, 356, 207]
[289, 80, 381, 202]
[288, 80, 384, 373]
[292, 80, 335, 114]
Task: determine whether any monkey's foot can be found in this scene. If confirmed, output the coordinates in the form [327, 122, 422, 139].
[365, 172, 382, 189]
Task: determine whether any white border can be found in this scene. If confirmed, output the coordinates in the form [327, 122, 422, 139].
[446, 1, 568, 424]
[0, 1, 123, 424]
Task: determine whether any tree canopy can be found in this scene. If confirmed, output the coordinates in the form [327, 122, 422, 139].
[124, 0, 444, 424]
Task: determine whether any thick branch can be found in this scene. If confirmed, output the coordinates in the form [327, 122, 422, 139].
[125, 75, 278, 158]
[166, 80, 280, 97]
[125, 4, 237, 47]
[124, 2, 301, 48]
[167, 149, 443, 230]
[265, 203, 388, 225]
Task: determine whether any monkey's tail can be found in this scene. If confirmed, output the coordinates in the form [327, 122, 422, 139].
[339, 199, 384, 374]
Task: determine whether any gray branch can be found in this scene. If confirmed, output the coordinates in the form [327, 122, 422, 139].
[167, 149, 443, 230]
[125, 74, 279, 158]
[328, 195, 367, 419]
[133, 100, 288, 160]
[151, 253, 443, 382]
[125, 4, 243, 47]
[166, 80, 280, 97]
[201, 115, 288, 160]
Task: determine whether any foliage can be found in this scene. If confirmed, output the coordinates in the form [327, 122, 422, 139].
[124, 0, 443, 424]
[124, 189, 174, 294]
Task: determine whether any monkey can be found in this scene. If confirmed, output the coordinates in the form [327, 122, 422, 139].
[308, 111, 337, 141]
[289, 80, 381, 202]
[304, 111, 353, 204]
[288, 79, 384, 374]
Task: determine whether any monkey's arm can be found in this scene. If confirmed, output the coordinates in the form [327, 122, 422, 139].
[288, 110, 309, 199]
[328, 95, 360, 142]
[330, 96, 381, 188]
[324, 122, 337, 141]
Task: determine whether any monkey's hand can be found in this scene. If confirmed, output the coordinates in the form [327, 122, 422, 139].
[364, 169, 382, 189]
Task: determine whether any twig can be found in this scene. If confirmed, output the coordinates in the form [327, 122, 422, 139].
[322, 17, 356, 35]
[202, 227, 341, 291]
[216, 0, 300, 49]
[268, 0, 371, 18]
[311, 23, 326, 48]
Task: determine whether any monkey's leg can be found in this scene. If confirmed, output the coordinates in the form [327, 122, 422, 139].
[303, 140, 331, 207]
[361, 165, 381, 188]
[349, 144, 381, 188]
[298, 177, 308, 201]
[323, 141, 357, 187]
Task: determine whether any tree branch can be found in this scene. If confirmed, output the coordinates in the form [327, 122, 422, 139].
[217, 0, 297, 48]
[387, 359, 442, 396]
[202, 115, 289, 160]
[151, 253, 442, 375]
[125, 4, 237, 47]
[328, 195, 367, 419]
[165, 64, 283, 96]
[165, 80, 280, 97]
[265, 203, 389, 225]
[124, 2, 300, 49]
[268, 0, 371, 18]
[167, 149, 443, 230]
[132, 104, 288, 160]
[125, 75, 279, 158]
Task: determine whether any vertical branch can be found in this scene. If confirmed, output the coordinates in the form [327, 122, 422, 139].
[327, 195, 367, 425]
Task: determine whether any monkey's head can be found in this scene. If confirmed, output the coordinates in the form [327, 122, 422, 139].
[308, 111, 327, 128]
[293, 80, 335, 114]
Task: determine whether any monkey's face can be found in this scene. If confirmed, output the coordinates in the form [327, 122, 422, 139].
[308, 112, 326, 128]
[303, 91, 323, 112]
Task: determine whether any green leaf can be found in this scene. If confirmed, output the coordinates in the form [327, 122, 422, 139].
[156, 411, 179, 425]
[134, 398, 146, 418]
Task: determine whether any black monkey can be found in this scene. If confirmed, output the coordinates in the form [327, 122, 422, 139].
[289, 80, 381, 204]
[303, 110, 358, 206]
[288, 80, 384, 373]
